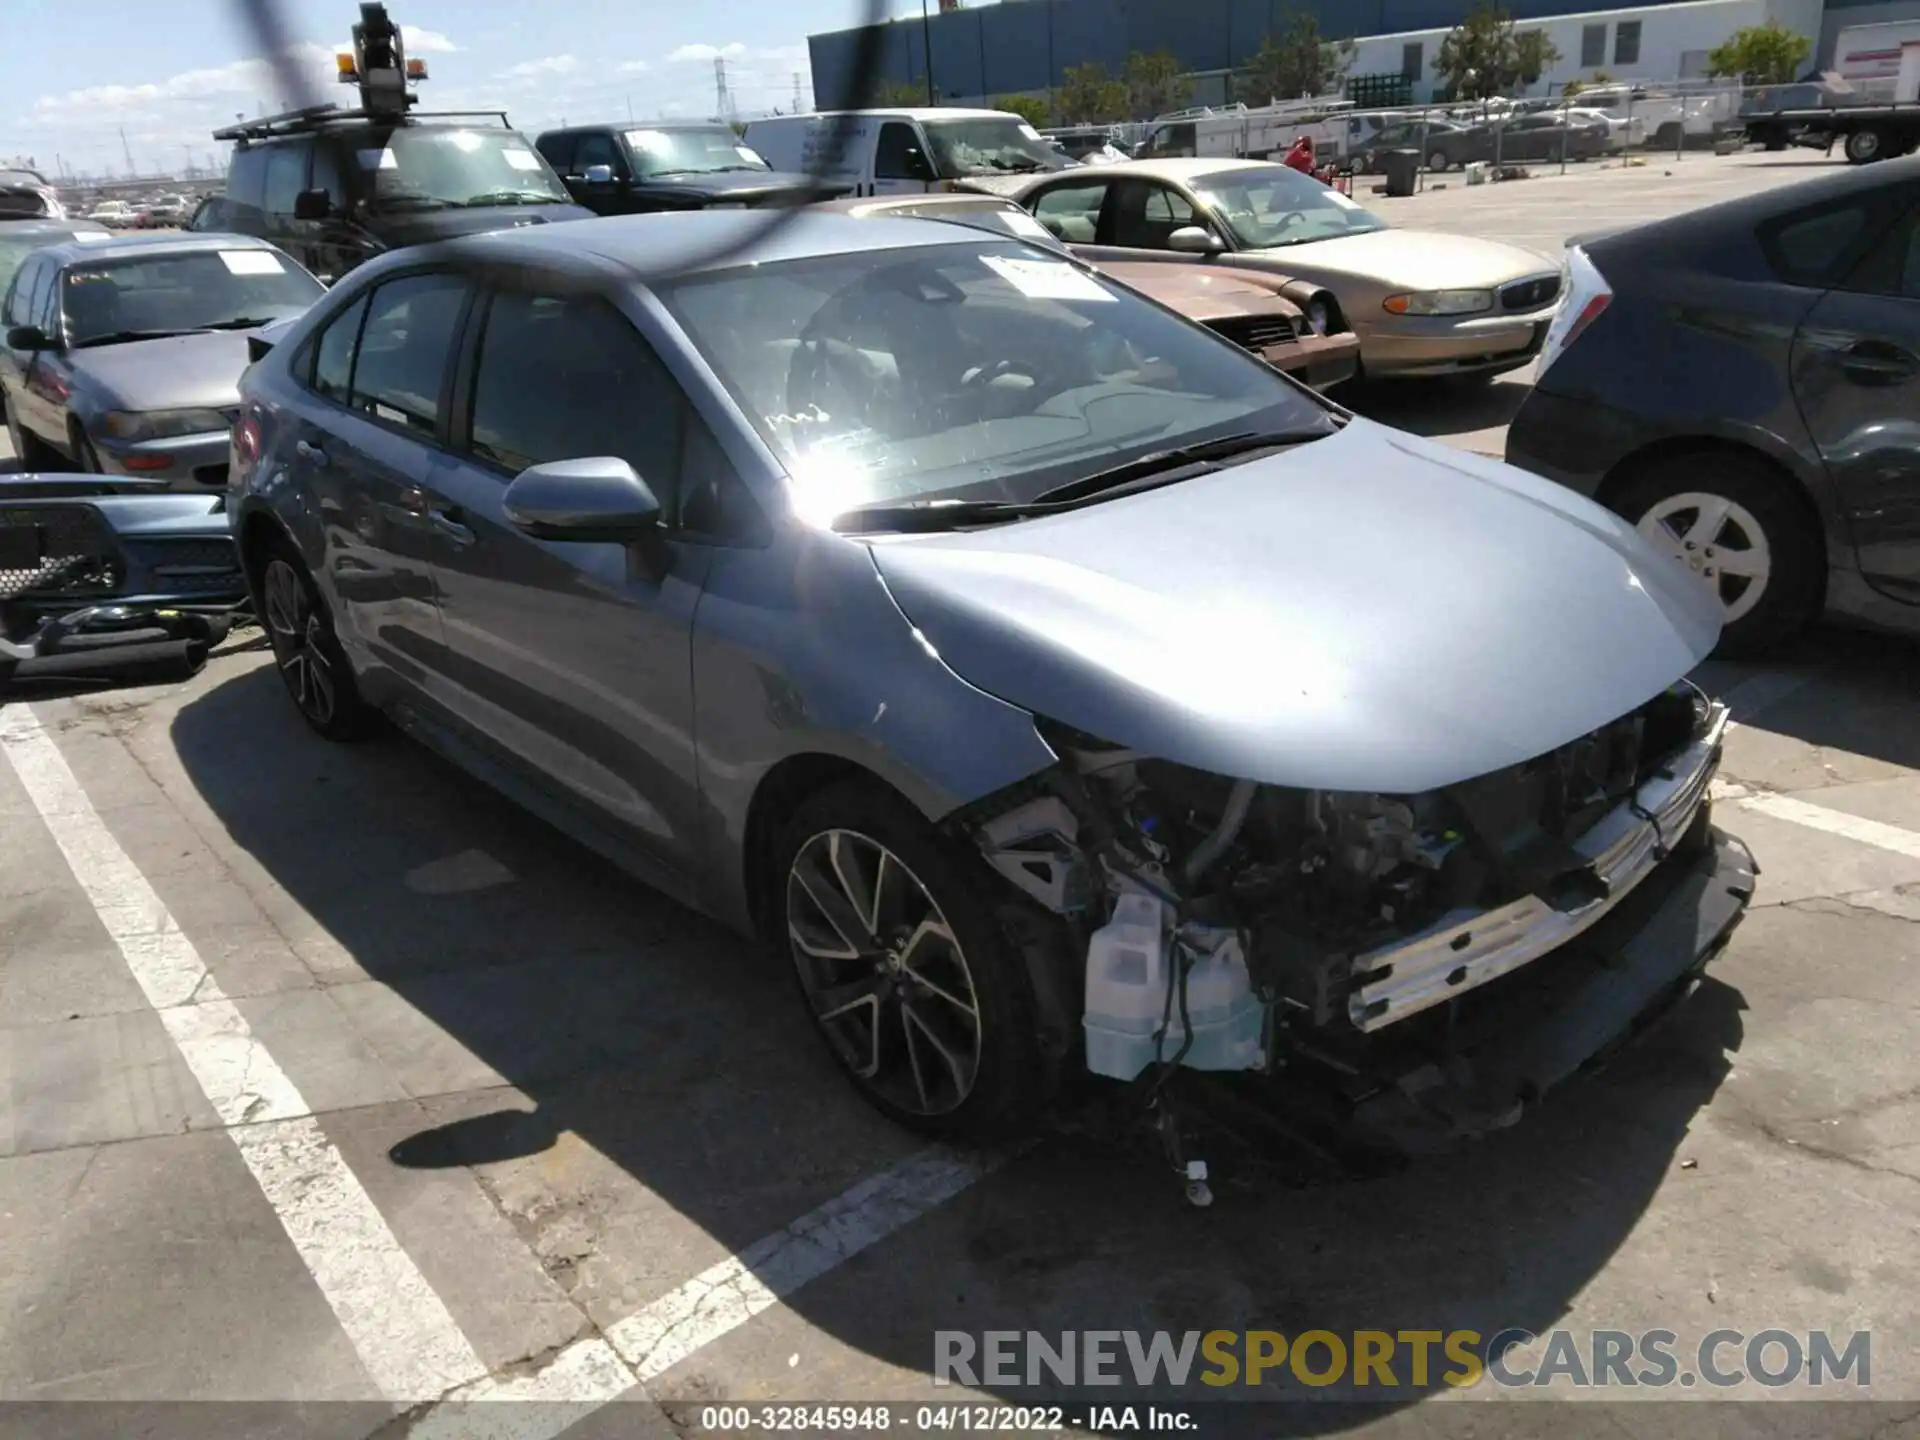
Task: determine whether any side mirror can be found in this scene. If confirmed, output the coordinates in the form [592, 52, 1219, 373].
[582, 164, 615, 186]
[293, 189, 331, 221]
[503, 457, 661, 542]
[6, 324, 52, 351]
[1168, 225, 1223, 254]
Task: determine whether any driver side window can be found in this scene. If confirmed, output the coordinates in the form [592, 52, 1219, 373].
[875, 123, 931, 181]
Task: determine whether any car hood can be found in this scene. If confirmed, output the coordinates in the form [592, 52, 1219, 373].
[68, 328, 271, 412]
[1236, 227, 1554, 290]
[1097, 261, 1302, 323]
[954, 172, 1064, 198]
[367, 201, 595, 248]
[642, 169, 842, 202]
[865, 421, 1721, 793]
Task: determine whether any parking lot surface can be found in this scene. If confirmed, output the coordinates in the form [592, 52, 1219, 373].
[4, 150, 1919, 1439]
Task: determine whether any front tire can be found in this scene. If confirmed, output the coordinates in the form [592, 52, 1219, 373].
[3, 390, 62, 471]
[257, 537, 382, 740]
[1426, 150, 1451, 172]
[774, 779, 1043, 1140]
[1613, 452, 1823, 657]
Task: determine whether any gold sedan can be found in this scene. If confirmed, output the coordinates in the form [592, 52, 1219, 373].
[1007, 157, 1564, 381]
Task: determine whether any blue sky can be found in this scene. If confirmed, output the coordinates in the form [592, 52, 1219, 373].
[3, 0, 909, 180]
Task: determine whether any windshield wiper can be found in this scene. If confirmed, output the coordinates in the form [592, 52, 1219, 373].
[200, 316, 277, 331]
[71, 328, 206, 348]
[459, 191, 565, 207]
[1025, 428, 1333, 506]
[830, 428, 1335, 534]
[372, 195, 453, 211]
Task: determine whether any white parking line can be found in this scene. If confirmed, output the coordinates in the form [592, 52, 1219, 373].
[0, 705, 488, 1406]
[1734, 790, 1920, 860]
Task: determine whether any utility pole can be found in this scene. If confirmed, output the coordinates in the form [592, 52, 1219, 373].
[793, 71, 805, 112]
[921, 0, 936, 104]
[119, 125, 136, 178]
[714, 56, 734, 121]
[626, 93, 635, 122]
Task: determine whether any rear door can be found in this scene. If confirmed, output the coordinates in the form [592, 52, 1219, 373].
[288, 270, 472, 692]
[1792, 189, 1920, 605]
[425, 282, 714, 875]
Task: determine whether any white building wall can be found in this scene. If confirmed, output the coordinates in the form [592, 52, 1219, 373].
[1345, 0, 1822, 99]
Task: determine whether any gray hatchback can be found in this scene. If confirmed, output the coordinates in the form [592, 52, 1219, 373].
[228, 211, 1754, 1150]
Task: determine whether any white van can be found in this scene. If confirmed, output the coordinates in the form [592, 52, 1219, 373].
[741, 108, 1075, 197]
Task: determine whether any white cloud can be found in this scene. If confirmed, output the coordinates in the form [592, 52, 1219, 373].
[402, 26, 459, 54]
[619, 60, 651, 73]
[31, 44, 337, 122]
[667, 42, 746, 63]
[497, 54, 581, 80]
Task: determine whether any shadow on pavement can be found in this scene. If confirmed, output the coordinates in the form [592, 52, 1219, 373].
[1341, 375, 1530, 445]
[168, 661, 1746, 1429]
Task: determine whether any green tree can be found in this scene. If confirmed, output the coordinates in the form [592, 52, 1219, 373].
[1512, 28, 1561, 89]
[1432, 6, 1564, 98]
[992, 93, 1053, 127]
[1705, 21, 1812, 85]
[1237, 11, 1356, 104]
[1123, 49, 1191, 119]
[1056, 61, 1129, 123]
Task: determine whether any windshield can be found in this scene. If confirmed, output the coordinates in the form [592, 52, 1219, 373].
[626, 127, 770, 177]
[363, 128, 572, 209]
[922, 118, 1064, 177]
[658, 240, 1329, 524]
[61, 249, 324, 346]
[1193, 165, 1389, 250]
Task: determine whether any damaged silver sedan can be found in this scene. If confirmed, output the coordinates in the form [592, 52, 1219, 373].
[229, 212, 1756, 1159]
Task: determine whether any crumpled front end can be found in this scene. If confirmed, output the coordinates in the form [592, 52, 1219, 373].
[961, 681, 1754, 1153]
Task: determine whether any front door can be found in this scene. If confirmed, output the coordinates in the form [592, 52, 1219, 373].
[1791, 199, 1920, 607]
[425, 284, 709, 875]
[871, 121, 936, 196]
[300, 271, 470, 694]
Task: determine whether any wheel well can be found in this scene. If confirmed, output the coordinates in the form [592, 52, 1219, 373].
[237, 509, 292, 591]
[740, 752, 905, 941]
[1595, 435, 1828, 578]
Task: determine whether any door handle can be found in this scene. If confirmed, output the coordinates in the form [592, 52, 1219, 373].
[296, 438, 329, 465]
[1838, 340, 1918, 384]
[429, 506, 475, 546]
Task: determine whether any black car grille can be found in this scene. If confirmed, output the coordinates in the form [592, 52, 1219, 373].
[1206, 315, 1306, 352]
[0, 506, 120, 599]
[137, 536, 244, 593]
[1501, 275, 1562, 311]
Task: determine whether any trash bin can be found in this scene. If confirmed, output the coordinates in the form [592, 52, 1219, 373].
[1381, 148, 1420, 197]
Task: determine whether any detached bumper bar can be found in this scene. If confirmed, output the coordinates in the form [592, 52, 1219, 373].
[1352, 823, 1756, 1154]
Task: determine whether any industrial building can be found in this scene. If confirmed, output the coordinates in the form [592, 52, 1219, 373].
[807, 0, 1920, 109]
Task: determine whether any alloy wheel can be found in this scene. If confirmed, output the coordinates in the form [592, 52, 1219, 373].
[785, 828, 982, 1117]
[1637, 490, 1772, 624]
[261, 557, 339, 726]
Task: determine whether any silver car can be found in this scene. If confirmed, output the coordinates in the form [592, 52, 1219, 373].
[1, 233, 324, 488]
[229, 212, 1754, 1150]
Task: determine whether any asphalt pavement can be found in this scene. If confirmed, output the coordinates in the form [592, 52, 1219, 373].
[3, 147, 1919, 1439]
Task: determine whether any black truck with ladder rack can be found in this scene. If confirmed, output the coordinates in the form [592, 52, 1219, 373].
[189, 3, 590, 281]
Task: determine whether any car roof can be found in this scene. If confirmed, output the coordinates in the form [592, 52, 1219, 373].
[0, 219, 108, 238]
[1590, 154, 1920, 257]
[543, 120, 732, 135]
[366, 209, 1001, 282]
[750, 108, 1016, 125]
[1026, 157, 1272, 184]
[39, 231, 285, 265]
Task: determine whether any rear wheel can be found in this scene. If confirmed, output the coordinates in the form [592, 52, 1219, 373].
[257, 537, 382, 740]
[774, 779, 1042, 1140]
[1612, 452, 1823, 656]
[1426, 149, 1451, 172]
[1844, 126, 1887, 164]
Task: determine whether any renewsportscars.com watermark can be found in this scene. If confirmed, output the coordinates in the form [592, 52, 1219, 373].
[934, 1329, 1872, 1392]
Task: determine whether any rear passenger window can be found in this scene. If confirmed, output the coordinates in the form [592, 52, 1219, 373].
[310, 292, 370, 403]
[1760, 203, 1872, 287]
[349, 273, 468, 435]
[466, 290, 687, 514]
[1843, 205, 1920, 299]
